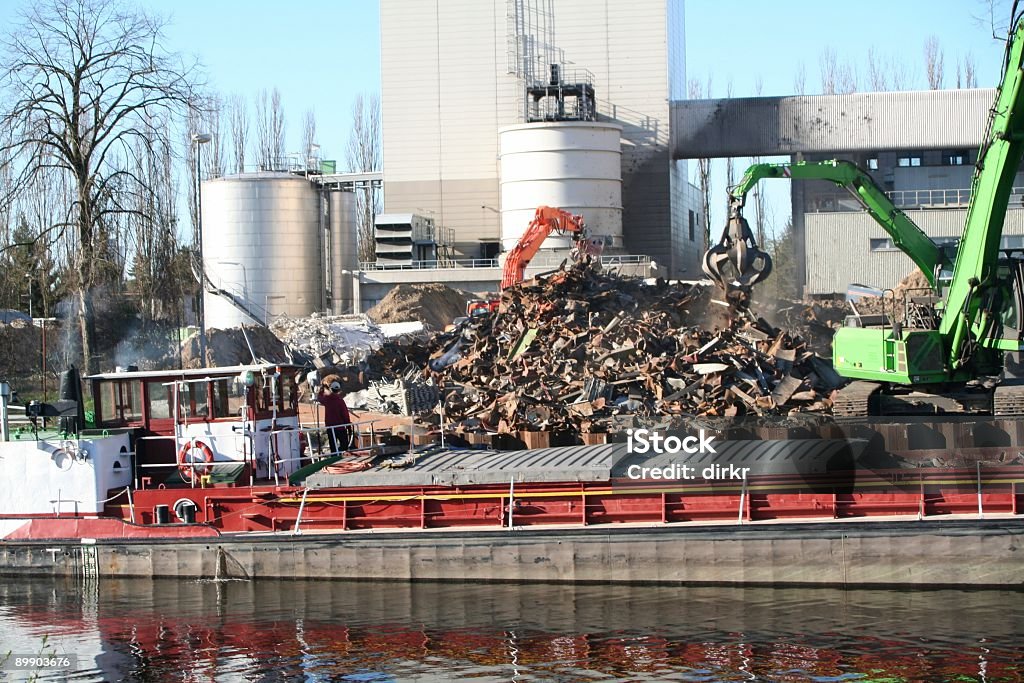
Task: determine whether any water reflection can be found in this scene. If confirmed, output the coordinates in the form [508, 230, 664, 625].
[0, 577, 1021, 681]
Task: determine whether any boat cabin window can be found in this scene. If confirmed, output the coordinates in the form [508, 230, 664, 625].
[251, 372, 299, 417]
[281, 373, 298, 410]
[96, 379, 144, 426]
[211, 378, 248, 419]
[178, 381, 210, 419]
[146, 380, 173, 420]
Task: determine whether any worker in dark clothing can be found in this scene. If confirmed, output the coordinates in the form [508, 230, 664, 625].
[317, 379, 353, 455]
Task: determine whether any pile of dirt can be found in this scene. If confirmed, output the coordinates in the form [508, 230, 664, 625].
[367, 283, 476, 331]
[181, 325, 292, 369]
[849, 269, 933, 322]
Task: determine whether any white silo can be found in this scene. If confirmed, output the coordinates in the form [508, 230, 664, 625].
[498, 121, 623, 252]
[328, 190, 359, 315]
[201, 173, 321, 328]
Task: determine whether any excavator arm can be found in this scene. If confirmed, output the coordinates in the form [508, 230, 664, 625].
[703, 160, 947, 294]
[939, 15, 1024, 369]
[501, 206, 588, 289]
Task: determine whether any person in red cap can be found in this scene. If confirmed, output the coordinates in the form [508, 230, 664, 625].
[317, 378, 352, 455]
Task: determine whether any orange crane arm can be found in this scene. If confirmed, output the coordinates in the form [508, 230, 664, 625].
[500, 206, 586, 289]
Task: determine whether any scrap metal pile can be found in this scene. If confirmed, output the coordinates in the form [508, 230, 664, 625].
[364, 262, 840, 434]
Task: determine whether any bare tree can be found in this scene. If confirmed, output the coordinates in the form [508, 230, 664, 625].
[819, 47, 838, 94]
[891, 54, 910, 90]
[254, 90, 268, 168]
[254, 88, 285, 170]
[302, 108, 317, 169]
[347, 93, 381, 262]
[837, 60, 858, 94]
[793, 61, 807, 95]
[0, 0, 198, 373]
[925, 35, 945, 89]
[128, 123, 184, 322]
[687, 77, 713, 250]
[228, 93, 248, 173]
[202, 95, 226, 179]
[979, 0, 1014, 38]
[867, 47, 888, 91]
[964, 52, 978, 88]
[271, 89, 285, 165]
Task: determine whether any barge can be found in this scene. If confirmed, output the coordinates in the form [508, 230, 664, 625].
[1, 364, 1023, 586]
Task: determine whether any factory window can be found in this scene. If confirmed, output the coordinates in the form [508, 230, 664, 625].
[897, 156, 922, 167]
[942, 151, 967, 166]
[874, 236, 966, 252]
[688, 210, 696, 241]
[866, 158, 879, 170]
[479, 241, 500, 261]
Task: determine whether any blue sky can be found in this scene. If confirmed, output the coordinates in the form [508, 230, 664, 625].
[1, 0, 1017, 239]
[686, 1, 1009, 98]
[3, 1, 1008, 159]
[154, 0, 382, 165]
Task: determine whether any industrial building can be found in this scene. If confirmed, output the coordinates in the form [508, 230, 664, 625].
[198, 3, 1024, 326]
[672, 89, 1024, 295]
[199, 170, 371, 328]
[378, 0, 701, 279]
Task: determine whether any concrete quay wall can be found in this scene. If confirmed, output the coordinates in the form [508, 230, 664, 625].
[2, 520, 1021, 587]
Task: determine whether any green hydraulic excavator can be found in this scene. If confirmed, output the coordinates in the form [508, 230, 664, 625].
[702, 14, 1024, 417]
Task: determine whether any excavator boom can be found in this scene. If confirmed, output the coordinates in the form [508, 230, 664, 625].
[501, 206, 588, 289]
[702, 160, 947, 296]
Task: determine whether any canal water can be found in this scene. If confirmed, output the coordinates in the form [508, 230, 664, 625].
[0, 577, 1022, 681]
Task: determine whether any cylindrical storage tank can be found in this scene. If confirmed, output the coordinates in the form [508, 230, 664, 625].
[499, 121, 623, 252]
[329, 191, 359, 315]
[201, 173, 321, 328]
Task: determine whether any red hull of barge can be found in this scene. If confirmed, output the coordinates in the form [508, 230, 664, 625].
[4, 465, 1022, 540]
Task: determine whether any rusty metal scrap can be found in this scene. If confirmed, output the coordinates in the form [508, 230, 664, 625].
[364, 262, 837, 434]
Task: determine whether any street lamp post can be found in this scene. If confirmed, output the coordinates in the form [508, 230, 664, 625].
[24, 273, 32, 320]
[192, 132, 212, 367]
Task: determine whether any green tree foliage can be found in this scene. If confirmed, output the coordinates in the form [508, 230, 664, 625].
[0, 215, 62, 316]
[756, 219, 801, 302]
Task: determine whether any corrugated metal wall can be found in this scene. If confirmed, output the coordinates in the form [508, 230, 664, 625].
[672, 90, 997, 159]
[380, 0, 513, 257]
[804, 209, 1024, 294]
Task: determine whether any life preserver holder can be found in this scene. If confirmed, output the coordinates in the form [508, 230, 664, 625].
[178, 440, 214, 483]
